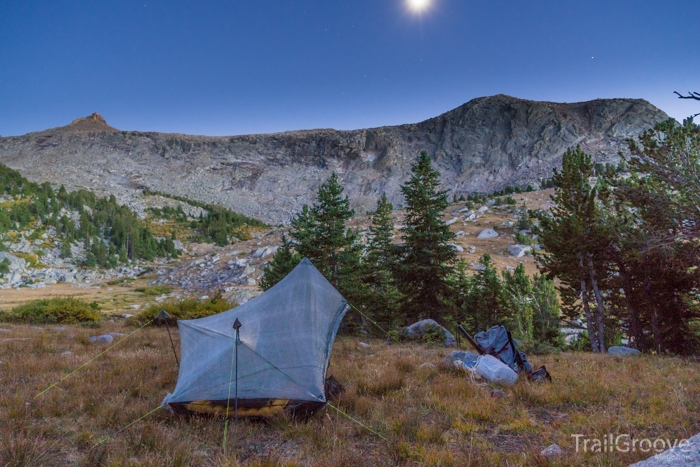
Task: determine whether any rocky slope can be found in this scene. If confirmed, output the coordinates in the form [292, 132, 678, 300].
[0, 95, 668, 223]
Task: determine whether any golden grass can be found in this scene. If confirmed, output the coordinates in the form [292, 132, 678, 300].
[0, 280, 165, 314]
[0, 325, 698, 466]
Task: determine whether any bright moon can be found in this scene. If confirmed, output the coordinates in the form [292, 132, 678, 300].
[407, 0, 430, 12]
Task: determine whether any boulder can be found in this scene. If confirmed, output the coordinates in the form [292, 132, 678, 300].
[463, 211, 476, 221]
[485, 199, 496, 207]
[627, 433, 700, 466]
[0, 252, 26, 274]
[447, 243, 464, 252]
[608, 346, 641, 356]
[477, 228, 499, 239]
[541, 444, 564, 457]
[88, 334, 114, 344]
[402, 319, 456, 347]
[477, 206, 489, 213]
[507, 244, 532, 257]
[438, 350, 479, 370]
[445, 217, 459, 226]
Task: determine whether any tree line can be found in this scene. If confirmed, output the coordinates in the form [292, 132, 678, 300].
[261, 152, 562, 349]
[535, 118, 700, 355]
[0, 165, 176, 267]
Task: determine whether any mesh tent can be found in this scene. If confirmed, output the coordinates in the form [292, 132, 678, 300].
[163, 258, 349, 417]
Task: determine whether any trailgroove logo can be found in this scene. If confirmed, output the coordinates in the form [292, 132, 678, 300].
[571, 434, 690, 453]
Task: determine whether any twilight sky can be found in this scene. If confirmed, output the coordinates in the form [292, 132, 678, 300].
[1, 0, 699, 137]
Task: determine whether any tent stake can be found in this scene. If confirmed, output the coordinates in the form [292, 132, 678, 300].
[156, 310, 179, 367]
[233, 318, 242, 423]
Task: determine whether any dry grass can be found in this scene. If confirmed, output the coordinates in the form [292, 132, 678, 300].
[0, 324, 698, 466]
[0, 279, 173, 314]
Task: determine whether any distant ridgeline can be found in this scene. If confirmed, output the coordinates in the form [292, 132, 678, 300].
[0, 164, 265, 268]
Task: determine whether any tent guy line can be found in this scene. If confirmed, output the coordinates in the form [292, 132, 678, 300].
[34, 318, 155, 398]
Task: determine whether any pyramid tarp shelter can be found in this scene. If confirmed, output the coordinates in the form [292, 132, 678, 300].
[163, 258, 349, 417]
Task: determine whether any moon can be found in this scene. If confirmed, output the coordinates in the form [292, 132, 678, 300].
[407, 0, 431, 13]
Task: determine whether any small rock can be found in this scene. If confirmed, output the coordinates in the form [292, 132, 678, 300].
[445, 217, 459, 226]
[107, 319, 115, 323]
[477, 228, 499, 239]
[122, 314, 134, 319]
[455, 230, 466, 238]
[490, 389, 508, 399]
[608, 346, 641, 356]
[60, 351, 72, 356]
[463, 211, 476, 221]
[447, 243, 464, 252]
[507, 244, 532, 257]
[88, 334, 114, 344]
[540, 444, 564, 457]
[200, 295, 210, 301]
[358, 342, 370, 349]
[477, 206, 489, 213]
[52, 327, 66, 331]
[358, 329, 368, 335]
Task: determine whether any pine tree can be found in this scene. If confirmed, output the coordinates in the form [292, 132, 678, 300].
[531, 273, 562, 345]
[364, 193, 402, 326]
[260, 235, 301, 291]
[289, 173, 354, 285]
[395, 152, 456, 323]
[465, 254, 508, 332]
[535, 146, 610, 352]
[502, 263, 534, 340]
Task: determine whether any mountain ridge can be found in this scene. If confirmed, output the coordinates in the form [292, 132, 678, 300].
[0, 94, 669, 223]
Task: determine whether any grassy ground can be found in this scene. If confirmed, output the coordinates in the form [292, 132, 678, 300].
[0, 323, 698, 466]
[0, 278, 174, 315]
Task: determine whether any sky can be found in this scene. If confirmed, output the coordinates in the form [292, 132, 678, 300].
[1, 0, 699, 137]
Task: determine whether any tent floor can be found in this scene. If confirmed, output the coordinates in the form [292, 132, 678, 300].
[168, 398, 326, 420]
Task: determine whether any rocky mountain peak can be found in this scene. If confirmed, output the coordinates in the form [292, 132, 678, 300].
[0, 95, 669, 224]
[67, 112, 117, 133]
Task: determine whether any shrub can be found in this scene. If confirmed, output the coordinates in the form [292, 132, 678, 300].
[132, 297, 234, 326]
[0, 297, 101, 324]
[134, 285, 172, 296]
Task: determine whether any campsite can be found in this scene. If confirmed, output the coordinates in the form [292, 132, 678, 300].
[2, 312, 699, 466]
[2, 2, 700, 465]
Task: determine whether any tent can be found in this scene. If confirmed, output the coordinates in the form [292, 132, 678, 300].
[163, 258, 349, 418]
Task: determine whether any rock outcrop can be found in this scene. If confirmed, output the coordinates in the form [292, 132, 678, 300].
[0, 95, 668, 223]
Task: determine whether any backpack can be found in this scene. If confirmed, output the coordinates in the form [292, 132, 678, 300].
[458, 325, 552, 382]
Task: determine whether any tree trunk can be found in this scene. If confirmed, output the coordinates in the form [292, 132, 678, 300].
[618, 265, 644, 350]
[579, 253, 599, 352]
[587, 254, 606, 353]
[642, 276, 662, 353]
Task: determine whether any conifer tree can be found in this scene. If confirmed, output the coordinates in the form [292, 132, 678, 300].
[395, 152, 456, 322]
[260, 235, 301, 291]
[290, 173, 355, 285]
[535, 146, 609, 352]
[465, 254, 508, 332]
[364, 193, 402, 326]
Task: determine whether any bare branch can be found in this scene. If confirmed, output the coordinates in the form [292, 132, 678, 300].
[674, 91, 700, 101]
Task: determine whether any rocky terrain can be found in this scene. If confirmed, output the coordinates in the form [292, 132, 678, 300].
[0, 95, 668, 224]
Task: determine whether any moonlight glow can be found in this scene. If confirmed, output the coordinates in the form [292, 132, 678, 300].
[407, 0, 431, 13]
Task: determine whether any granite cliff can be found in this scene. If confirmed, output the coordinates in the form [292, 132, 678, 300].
[0, 95, 668, 223]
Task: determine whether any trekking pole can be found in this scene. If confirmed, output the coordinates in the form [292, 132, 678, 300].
[233, 318, 242, 423]
[457, 325, 485, 355]
[156, 310, 179, 367]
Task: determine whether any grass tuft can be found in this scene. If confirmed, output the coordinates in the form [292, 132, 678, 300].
[0, 297, 101, 324]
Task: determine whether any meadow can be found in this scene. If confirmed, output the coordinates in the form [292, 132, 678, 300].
[1, 322, 698, 466]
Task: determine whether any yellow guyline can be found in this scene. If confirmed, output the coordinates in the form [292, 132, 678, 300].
[35, 319, 155, 398]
